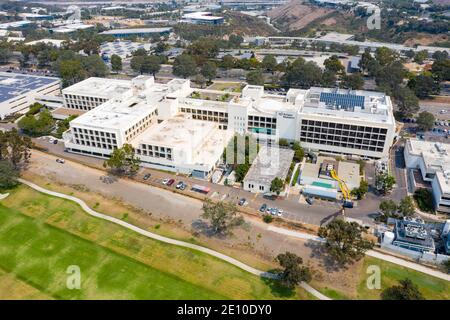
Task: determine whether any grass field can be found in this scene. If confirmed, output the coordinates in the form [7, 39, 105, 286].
[0, 185, 314, 300]
[356, 257, 450, 300]
[316, 255, 450, 300]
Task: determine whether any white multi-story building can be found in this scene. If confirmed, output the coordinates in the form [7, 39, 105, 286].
[404, 139, 450, 213]
[61, 77, 131, 111]
[62, 75, 397, 177]
[0, 72, 61, 120]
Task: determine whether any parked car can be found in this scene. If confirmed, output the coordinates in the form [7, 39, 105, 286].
[259, 203, 267, 212]
[56, 158, 65, 164]
[277, 209, 284, 217]
[162, 178, 170, 185]
[143, 173, 151, 180]
[238, 198, 248, 206]
[306, 197, 314, 205]
[53, 139, 58, 144]
[176, 181, 186, 190]
[270, 208, 278, 215]
[166, 179, 175, 186]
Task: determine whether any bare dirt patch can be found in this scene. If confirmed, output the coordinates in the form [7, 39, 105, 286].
[267, 0, 335, 31]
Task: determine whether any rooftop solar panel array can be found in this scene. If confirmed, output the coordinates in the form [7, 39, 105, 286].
[0, 73, 59, 103]
[319, 92, 365, 109]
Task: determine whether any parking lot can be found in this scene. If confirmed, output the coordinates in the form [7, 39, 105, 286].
[32, 136, 379, 226]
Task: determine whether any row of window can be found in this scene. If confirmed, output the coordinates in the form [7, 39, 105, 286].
[301, 120, 388, 134]
[300, 137, 384, 153]
[124, 110, 157, 141]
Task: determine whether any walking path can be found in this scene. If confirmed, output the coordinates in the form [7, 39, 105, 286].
[16, 178, 331, 300]
[267, 224, 450, 282]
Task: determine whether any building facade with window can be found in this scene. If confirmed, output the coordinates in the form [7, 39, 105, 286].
[62, 76, 396, 178]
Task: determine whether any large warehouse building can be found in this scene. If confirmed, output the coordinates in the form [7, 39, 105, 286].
[0, 72, 61, 120]
[62, 75, 396, 177]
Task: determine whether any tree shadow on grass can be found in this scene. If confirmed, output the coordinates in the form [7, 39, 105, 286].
[191, 219, 228, 239]
[305, 239, 348, 273]
[260, 269, 296, 298]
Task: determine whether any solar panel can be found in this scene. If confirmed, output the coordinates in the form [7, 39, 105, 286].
[319, 92, 365, 109]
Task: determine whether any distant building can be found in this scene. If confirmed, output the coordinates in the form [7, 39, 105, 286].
[100, 27, 173, 39]
[25, 39, 67, 48]
[348, 56, 361, 72]
[0, 72, 61, 120]
[181, 12, 224, 25]
[100, 41, 153, 59]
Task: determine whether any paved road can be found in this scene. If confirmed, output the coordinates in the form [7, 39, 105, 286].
[17, 178, 330, 300]
[390, 140, 408, 202]
[267, 224, 450, 282]
[33, 137, 377, 226]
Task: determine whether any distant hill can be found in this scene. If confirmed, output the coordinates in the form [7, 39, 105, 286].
[267, 0, 337, 32]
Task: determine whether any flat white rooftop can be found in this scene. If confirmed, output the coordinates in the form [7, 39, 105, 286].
[301, 87, 393, 124]
[62, 77, 131, 98]
[69, 94, 156, 131]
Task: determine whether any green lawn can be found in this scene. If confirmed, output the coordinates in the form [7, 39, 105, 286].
[356, 256, 450, 300]
[0, 185, 312, 300]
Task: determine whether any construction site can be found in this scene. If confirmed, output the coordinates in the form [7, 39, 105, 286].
[299, 156, 360, 207]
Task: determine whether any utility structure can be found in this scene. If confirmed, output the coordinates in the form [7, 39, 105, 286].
[330, 168, 353, 209]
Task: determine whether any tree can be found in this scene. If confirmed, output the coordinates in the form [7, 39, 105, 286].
[130, 55, 145, 74]
[0, 47, 11, 64]
[221, 54, 235, 69]
[235, 163, 250, 182]
[413, 50, 428, 64]
[416, 111, 435, 131]
[246, 68, 264, 86]
[110, 54, 122, 72]
[201, 198, 244, 235]
[282, 58, 322, 88]
[142, 55, 161, 76]
[262, 55, 277, 72]
[359, 48, 374, 72]
[194, 74, 206, 88]
[408, 75, 440, 99]
[351, 179, 369, 200]
[398, 196, 415, 216]
[293, 143, 305, 162]
[3, 130, 31, 170]
[396, 87, 419, 117]
[200, 61, 217, 82]
[379, 200, 398, 217]
[431, 58, 450, 82]
[341, 73, 364, 90]
[375, 47, 399, 66]
[18, 109, 55, 137]
[413, 188, 434, 213]
[82, 55, 108, 77]
[377, 173, 396, 194]
[381, 279, 425, 300]
[318, 219, 374, 266]
[278, 138, 289, 147]
[324, 55, 345, 74]
[276, 252, 312, 288]
[0, 160, 19, 189]
[270, 177, 285, 195]
[173, 54, 197, 79]
[103, 144, 140, 176]
[442, 259, 450, 274]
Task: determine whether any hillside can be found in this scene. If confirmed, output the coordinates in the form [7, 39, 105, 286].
[267, 0, 336, 32]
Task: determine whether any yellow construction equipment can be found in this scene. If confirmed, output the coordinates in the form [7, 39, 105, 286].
[330, 169, 351, 201]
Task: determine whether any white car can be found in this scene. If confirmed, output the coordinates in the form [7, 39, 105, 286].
[277, 209, 283, 217]
[56, 158, 65, 164]
[162, 178, 170, 185]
